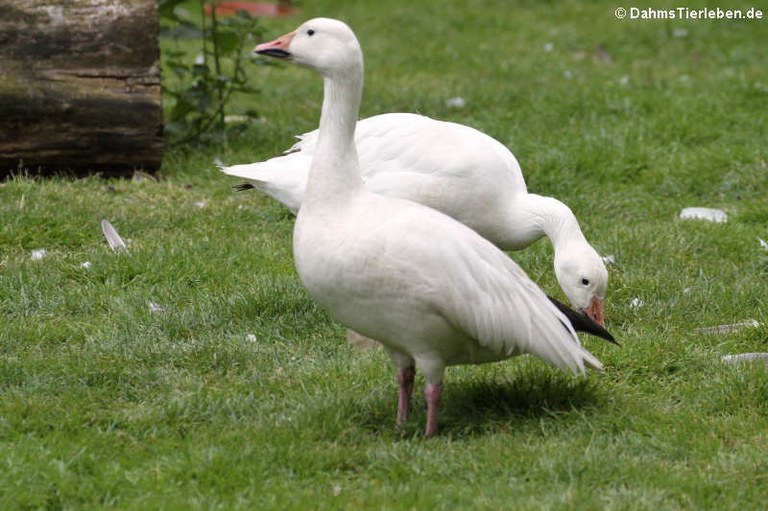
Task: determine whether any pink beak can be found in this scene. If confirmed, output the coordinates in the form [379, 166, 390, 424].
[254, 31, 295, 58]
[583, 296, 605, 327]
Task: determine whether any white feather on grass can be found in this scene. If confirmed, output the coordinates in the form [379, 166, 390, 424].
[722, 353, 768, 365]
[679, 207, 727, 223]
[695, 319, 760, 335]
[148, 301, 165, 313]
[101, 219, 128, 253]
[30, 249, 48, 261]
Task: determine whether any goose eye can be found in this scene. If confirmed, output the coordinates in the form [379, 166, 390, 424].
[581, 278, 590, 286]
[307, 29, 315, 36]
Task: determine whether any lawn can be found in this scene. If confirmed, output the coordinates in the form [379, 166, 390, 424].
[2, 0, 768, 508]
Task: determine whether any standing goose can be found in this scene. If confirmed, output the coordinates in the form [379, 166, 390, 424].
[221, 117, 608, 327]
[250, 18, 614, 437]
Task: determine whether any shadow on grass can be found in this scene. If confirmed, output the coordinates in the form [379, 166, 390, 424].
[354, 366, 605, 439]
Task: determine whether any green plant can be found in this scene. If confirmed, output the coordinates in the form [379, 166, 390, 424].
[159, 0, 263, 145]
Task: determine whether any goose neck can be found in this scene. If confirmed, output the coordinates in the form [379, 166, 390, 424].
[527, 194, 588, 252]
[303, 68, 365, 206]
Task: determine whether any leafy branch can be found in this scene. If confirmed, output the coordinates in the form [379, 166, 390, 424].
[159, 0, 264, 145]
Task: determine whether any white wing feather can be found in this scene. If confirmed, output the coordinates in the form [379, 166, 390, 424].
[101, 219, 128, 253]
[433, 226, 602, 374]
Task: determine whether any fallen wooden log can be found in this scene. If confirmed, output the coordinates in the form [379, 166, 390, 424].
[0, 0, 163, 178]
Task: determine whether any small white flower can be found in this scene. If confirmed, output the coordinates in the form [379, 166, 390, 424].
[629, 297, 645, 310]
[246, 334, 257, 342]
[544, 42, 554, 52]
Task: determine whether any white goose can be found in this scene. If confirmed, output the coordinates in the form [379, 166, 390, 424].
[249, 18, 615, 437]
[221, 104, 608, 327]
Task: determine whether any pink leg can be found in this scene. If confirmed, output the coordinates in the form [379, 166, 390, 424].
[424, 382, 443, 438]
[396, 366, 415, 428]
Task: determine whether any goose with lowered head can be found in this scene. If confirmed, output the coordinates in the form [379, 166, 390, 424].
[247, 18, 615, 437]
[221, 108, 608, 326]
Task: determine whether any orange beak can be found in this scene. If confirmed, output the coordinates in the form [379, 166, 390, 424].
[254, 31, 295, 58]
[583, 296, 605, 327]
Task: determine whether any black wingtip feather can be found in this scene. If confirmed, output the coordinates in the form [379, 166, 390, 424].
[234, 183, 255, 192]
[547, 295, 619, 346]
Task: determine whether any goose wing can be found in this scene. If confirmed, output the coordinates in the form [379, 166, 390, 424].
[367, 203, 604, 374]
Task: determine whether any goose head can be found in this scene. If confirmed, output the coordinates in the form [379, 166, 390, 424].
[554, 245, 608, 327]
[254, 18, 363, 77]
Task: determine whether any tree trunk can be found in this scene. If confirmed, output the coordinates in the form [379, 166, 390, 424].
[0, 0, 163, 178]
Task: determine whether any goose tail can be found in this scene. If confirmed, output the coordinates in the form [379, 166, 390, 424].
[215, 154, 311, 213]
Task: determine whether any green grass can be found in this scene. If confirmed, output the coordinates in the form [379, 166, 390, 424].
[2, 0, 768, 508]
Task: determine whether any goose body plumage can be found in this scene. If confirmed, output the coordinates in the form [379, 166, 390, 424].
[224, 112, 525, 217]
[244, 18, 613, 436]
[221, 108, 608, 325]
